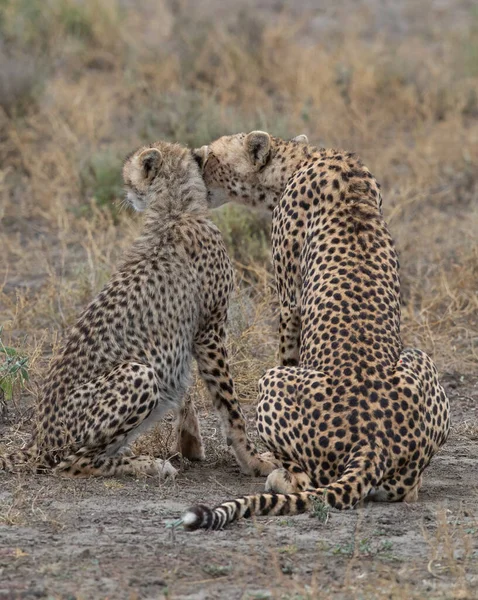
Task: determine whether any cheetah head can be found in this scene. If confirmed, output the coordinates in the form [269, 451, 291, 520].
[193, 131, 308, 210]
[122, 141, 206, 213]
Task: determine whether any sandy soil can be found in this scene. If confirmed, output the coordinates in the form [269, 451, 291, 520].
[1, 375, 477, 600]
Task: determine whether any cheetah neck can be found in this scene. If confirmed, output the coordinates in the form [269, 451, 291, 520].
[143, 171, 209, 229]
[122, 169, 211, 264]
[260, 140, 310, 208]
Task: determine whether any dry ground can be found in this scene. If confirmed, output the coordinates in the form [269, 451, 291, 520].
[1, 1, 478, 598]
[1, 376, 477, 600]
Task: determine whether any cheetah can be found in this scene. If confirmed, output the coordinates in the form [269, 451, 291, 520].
[181, 131, 450, 529]
[0, 140, 276, 478]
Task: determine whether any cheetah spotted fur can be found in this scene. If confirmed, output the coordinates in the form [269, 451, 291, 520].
[183, 131, 450, 529]
[0, 140, 276, 478]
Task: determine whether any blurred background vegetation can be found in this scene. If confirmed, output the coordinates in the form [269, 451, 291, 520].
[0, 0, 477, 404]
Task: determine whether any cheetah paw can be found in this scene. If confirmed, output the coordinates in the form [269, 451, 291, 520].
[154, 459, 178, 481]
[117, 445, 134, 457]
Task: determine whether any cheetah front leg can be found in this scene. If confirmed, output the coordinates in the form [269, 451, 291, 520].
[174, 393, 205, 461]
[279, 306, 301, 367]
[194, 325, 277, 476]
[272, 202, 302, 367]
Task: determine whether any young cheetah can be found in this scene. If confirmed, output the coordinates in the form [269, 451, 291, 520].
[0, 141, 276, 478]
[181, 131, 450, 529]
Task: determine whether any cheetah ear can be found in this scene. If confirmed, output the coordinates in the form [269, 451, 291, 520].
[291, 134, 308, 144]
[138, 148, 162, 180]
[245, 130, 271, 170]
[192, 145, 209, 171]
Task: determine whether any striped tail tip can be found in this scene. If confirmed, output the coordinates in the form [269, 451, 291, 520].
[181, 503, 235, 531]
[182, 505, 216, 531]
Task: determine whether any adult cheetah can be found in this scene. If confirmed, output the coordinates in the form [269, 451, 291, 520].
[182, 131, 450, 529]
[0, 141, 276, 478]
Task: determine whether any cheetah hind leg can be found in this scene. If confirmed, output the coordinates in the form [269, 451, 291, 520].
[369, 473, 423, 503]
[265, 462, 314, 493]
[54, 362, 177, 479]
[174, 393, 205, 461]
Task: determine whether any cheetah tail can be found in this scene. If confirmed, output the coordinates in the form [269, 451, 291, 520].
[182, 490, 321, 531]
[0, 444, 37, 473]
[182, 454, 381, 531]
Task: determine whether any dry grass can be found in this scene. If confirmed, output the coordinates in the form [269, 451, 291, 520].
[1, 0, 477, 387]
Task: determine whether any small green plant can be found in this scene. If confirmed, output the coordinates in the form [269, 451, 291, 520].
[380, 539, 394, 552]
[309, 495, 329, 523]
[0, 328, 29, 401]
[202, 563, 232, 578]
[278, 544, 298, 555]
[357, 537, 373, 555]
[372, 528, 389, 537]
[81, 151, 123, 209]
[58, 1, 93, 41]
[331, 542, 354, 556]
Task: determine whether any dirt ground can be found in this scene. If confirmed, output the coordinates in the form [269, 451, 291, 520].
[1, 374, 477, 600]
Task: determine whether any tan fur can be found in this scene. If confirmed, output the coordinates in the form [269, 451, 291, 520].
[183, 132, 450, 530]
[0, 141, 276, 478]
